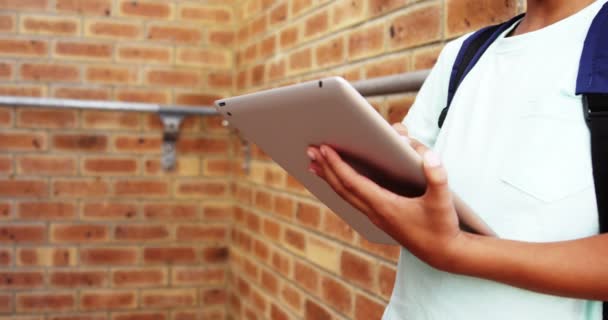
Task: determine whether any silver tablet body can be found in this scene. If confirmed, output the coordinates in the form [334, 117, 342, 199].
[215, 76, 495, 244]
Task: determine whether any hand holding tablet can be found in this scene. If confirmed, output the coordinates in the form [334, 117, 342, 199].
[215, 77, 495, 244]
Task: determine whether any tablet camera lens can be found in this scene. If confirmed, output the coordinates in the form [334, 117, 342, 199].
[318, 81, 323, 88]
[227, 112, 232, 116]
[219, 102, 226, 107]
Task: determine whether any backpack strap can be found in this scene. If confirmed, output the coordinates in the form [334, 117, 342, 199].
[438, 14, 525, 128]
[576, 1, 608, 236]
[575, 4, 608, 317]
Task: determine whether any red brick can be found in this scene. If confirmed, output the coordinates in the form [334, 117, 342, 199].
[54, 87, 111, 100]
[82, 110, 139, 129]
[86, 65, 137, 84]
[413, 46, 442, 70]
[271, 304, 288, 320]
[88, 20, 140, 39]
[119, 0, 172, 19]
[291, 0, 312, 16]
[83, 202, 137, 220]
[340, 251, 373, 288]
[55, 41, 112, 60]
[0, 202, 9, 219]
[51, 224, 108, 243]
[389, 5, 441, 50]
[378, 264, 396, 298]
[208, 71, 233, 89]
[296, 202, 320, 228]
[17, 247, 75, 267]
[115, 225, 170, 241]
[0, 62, 10, 80]
[446, 0, 517, 37]
[354, 294, 384, 320]
[176, 181, 228, 198]
[321, 276, 352, 314]
[268, 59, 286, 81]
[143, 203, 197, 221]
[53, 134, 108, 151]
[209, 30, 234, 46]
[16, 293, 75, 312]
[348, 23, 385, 60]
[0, 248, 10, 265]
[18, 155, 76, 175]
[20, 63, 80, 82]
[202, 246, 229, 263]
[280, 26, 298, 49]
[112, 268, 166, 287]
[179, 5, 232, 23]
[316, 37, 344, 68]
[0, 84, 44, 97]
[270, 3, 287, 25]
[83, 157, 138, 175]
[21, 15, 79, 35]
[263, 218, 281, 241]
[322, 209, 355, 242]
[281, 284, 301, 311]
[141, 289, 196, 308]
[304, 299, 331, 320]
[366, 55, 410, 78]
[175, 92, 220, 106]
[117, 46, 171, 64]
[49, 315, 108, 320]
[50, 271, 107, 288]
[203, 159, 234, 176]
[0, 180, 47, 198]
[260, 269, 278, 294]
[178, 137, 229, 154]
[251, 64, 265, 86]
[81, 290, 136, 310]
[114, 135, 161, 153]
[143, 247, 196, 264]
[0, 108, 11, 127]
[0, 39, 47, 57]
[114, 180, 168, 197]
[304, 11, 328, 38]
[289, 48, 311, 72]
[333, 0, 365, 28]
[0, 14, 13, 32]
[18, 201, 75, 220]
[250, 15, 267, 36]
[146, 69, 200, 87]
[172, 267, 224, 285]
[0, 0, 48, 10]
[18, 109, 77, 128]
[112, 312, 165, 320]
[56, 0, 112, 16]
[176, 225, 226, 242]
[284, 228, 306, 251]
[294, 261, 318, 292]
[53, 179, 109, 198]
[177, 48, 230, 68]
[0, 294, 9, 313]
[368, 0, 405, 15]
[200, 288, 226, 306]
[0, 132, 46, 151]
[80, 247, 138, 266]
[0, 271, 44, 289]
[387, 95, 415, 124]
[147, 25, 202, 44]
[203, 203, 232, 220]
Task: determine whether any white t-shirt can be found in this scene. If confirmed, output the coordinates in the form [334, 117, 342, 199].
[383, 1, 606, 319]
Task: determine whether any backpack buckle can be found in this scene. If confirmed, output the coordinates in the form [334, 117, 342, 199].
[583, 94, 608, 124]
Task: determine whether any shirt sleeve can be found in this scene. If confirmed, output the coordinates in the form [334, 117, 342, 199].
[402, 37, 468, 148]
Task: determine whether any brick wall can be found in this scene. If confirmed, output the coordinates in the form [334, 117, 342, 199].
[0, 0, 527, 319]
[228, 0, 524, 319]
[0, 0, 235, 319]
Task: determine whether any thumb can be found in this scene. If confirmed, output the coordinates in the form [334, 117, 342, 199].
[422, 150, 452, 205]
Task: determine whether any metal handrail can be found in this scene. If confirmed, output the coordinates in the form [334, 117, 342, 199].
[0, 69, 430, 171]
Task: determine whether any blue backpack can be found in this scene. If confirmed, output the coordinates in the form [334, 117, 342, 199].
[440, 4, 608, 317]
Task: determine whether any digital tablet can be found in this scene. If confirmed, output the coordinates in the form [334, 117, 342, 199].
[215, 76, 495, 244]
